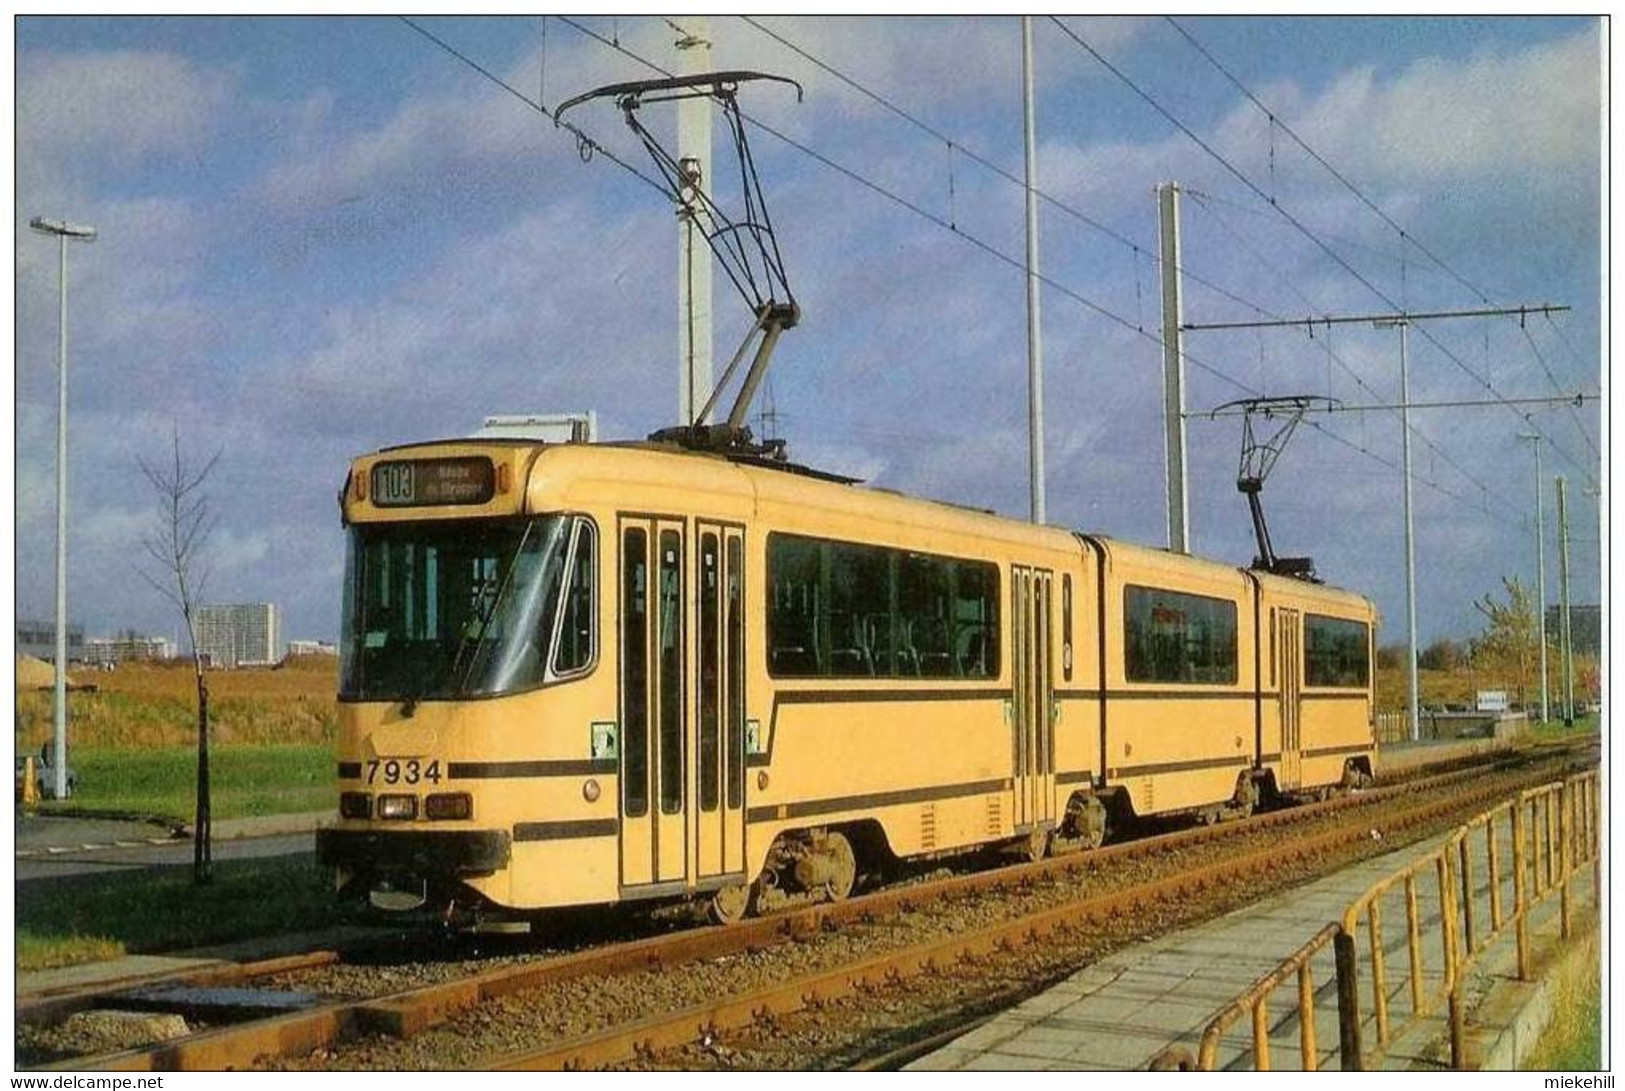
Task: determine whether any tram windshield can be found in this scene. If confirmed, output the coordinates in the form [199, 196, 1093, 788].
[340, 515, 587, 701]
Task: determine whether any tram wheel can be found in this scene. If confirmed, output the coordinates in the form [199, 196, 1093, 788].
[1230, 774, 1259, 820]
[1073, 795, 1108, 850]
[821, 831, 857, 902]
[707, 881, 754, 925]
[1018, 828, 1051, 863]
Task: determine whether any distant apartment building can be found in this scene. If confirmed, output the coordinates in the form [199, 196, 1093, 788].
[1545, 604, 1600, 659]
[16, 620, 85, 664]
[286, 639, 338, 657]
[85, 633, 177, 667]
[196, 603, 282, 668]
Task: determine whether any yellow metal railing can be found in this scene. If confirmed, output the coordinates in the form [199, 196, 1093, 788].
[1194, 924, 1338, 1071]
[1188, 770, 1599, 1071]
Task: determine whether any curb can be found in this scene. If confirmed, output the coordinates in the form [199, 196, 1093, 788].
[21, 807, 186, 832]
[1474, 914, 1601, 1069]
[16, 836, 184, 859]
[16, 812, 327, 860]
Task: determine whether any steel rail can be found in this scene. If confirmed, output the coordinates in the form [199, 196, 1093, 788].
[16, 950, 343, 1030]
[38, 741, 1590, 1073]
[481, 773, 1548, 1071]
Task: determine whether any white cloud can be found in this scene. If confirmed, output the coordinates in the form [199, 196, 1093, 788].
[17, 50, 231, 181]
[208, 527, 272, 574]
[1291, 30, 1599, 182]
[255, 85, 537, 211]
[1040, 24, 1599, 223]
[251, 16, 1153, 221]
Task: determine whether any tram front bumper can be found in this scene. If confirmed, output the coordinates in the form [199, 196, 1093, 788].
[316, 827, 512, 879]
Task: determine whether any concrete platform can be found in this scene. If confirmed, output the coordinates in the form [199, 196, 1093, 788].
[1377, 735, 1511, 777]
[910, 818, 1594, 1071]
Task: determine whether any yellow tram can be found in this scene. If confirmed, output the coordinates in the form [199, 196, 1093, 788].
[317, 436, 1376, 923]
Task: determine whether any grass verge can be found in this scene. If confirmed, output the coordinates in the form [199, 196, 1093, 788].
[1522, 928, 1602, 1071]
[1529, 711, 1601, 743]
[34, 744, 333, 821]
[17, 854, 356, 973]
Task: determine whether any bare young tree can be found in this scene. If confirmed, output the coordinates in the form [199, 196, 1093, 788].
[138, 427, 221, 884]
[1471, 576, 1539, 710]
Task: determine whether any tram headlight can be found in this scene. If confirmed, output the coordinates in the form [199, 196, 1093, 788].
[339, 792, 371, 819]
[425, 792, 472, 820]
[377, 793, 418, 820]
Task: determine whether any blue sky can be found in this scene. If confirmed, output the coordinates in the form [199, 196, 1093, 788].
[14, 15, 1603, 650]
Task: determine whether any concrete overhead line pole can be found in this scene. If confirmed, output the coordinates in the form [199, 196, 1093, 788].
[1021, 16, 1046, 525]
[1556, 475, 1574, 725]
[1157, 182, 1189, 553]
[1373, 318, 1419, 741]
[676, 17, 713, 424]
[1517, 434, 1550, 723]
[1182, 302, 1567, 738]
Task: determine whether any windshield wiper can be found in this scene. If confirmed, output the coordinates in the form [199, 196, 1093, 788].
[448, 522, 538, 695]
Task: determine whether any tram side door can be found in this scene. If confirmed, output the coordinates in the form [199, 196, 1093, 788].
[1012, 566, 1057, 833]
[1278, 608, 1303, 790]
[692, 523, 748, 885]
[618, 517, 689, 890]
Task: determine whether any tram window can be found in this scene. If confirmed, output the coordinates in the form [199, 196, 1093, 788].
[1304, 615, 1370, 687]
[622, 528, 649, 818]
[1062, 574, 1073, 682]
[699, 533, 720, 813]
[1123, 585, 1238, 685]
[952, 562, 999, 678]
[551, 521, 595, 676]
[767, 536, 821, 676]
[767, 533, 999, 680]
[725, 536, 745, 810]
[829, 543, 890, 676]
[1269, 610, 1277, 688]
[658, 531, 684, 815]
[341, 517, 574, 701]
[899, 553, 952, 678]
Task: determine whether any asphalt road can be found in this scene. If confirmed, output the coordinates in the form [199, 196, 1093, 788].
[14, 812, 315, 883]
[16, 832, 313, 883]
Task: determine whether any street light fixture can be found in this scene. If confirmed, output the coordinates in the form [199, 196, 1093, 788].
[30, 214, 97, 800]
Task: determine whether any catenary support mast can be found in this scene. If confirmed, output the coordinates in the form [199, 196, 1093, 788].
[676, 18, 714, 424]
[1021, 16, 1046, 525]
[1518, 434, 1550, 723]
[1157, 182, 1189, 553]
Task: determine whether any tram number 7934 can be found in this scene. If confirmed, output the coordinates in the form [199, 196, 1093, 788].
[366, 758, 442, 786]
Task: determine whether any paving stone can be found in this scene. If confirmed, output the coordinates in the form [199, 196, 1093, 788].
[909, 826, 1488, 1072]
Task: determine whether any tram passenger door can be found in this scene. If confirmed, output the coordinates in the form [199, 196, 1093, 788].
[619, 518, 688, 889]
[1278, 608, 1303, 790]
[1012, 567, 1057, 833]
[693, 524, 747, 884]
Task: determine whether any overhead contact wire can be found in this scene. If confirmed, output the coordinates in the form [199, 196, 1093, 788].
[1053, 16, 1596, 492]
[550, 16, 1502, 519]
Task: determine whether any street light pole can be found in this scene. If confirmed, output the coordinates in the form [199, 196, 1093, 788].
[30, 215, 96, 801]
[1517, 433, 1549, 722]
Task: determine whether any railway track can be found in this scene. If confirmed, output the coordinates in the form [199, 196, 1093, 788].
[19, 741, 1593, 1072]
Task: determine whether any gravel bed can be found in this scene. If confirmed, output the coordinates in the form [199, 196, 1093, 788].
[260, 757, 1571, 1071]
[14, 748, 1583, 1071]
